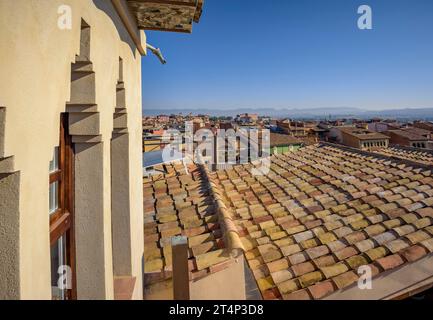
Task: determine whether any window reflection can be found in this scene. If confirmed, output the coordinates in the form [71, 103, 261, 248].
[51, 235, 67, 300]
[49, 181, 59, 214]
[49, 147, 59, 173]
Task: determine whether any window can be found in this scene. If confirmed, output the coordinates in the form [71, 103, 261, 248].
[51, 235, 67, 300]
[49, 147, 60, 214]
[49, 114, 76, 300]
[49, 180, 59, 214]
[49, 147, 59, 172]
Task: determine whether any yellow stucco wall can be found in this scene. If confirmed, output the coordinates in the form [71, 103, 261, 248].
[0, 0, 144, 299]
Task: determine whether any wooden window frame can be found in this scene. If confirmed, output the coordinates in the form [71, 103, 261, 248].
[49, 113, 77, 300]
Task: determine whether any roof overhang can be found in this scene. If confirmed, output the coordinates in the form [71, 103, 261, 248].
[111, 0, 204, 56]
[126, 0, 204, 33]
[324, 254, 433, 300]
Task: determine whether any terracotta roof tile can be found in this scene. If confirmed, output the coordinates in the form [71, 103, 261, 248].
[344, 231, 367, 244]
[364, 224, 386, 237]
[393, 225, 416, 237]
[271, 269, 295, 284]
[258, 287, 279, 300]
[308, 280, 336, 299]
[320, 263, 349, 279]
[400, 245, 428, 262]
[420, 238, 433, 252]
[267, 258, 290, 273]
[365, 246, 388, 261]
[384, 239, 410, 253]
[375, 254, 405, 270]
[257, 276, 275, 292]
[306, 245, 330, 259]
[355, 239, 376, 253]
[288, 252, 310, 265]
[293, 230, 314, 243]
[282, 288, 312, 300]
[277, 279, 300, 295]
[327, 239, 348, 252]
[334, 246, 358, 260]
[313, 255, 337, 268]
[372, 231, 397, 245]
[291, 261, 316, 277]
[281, 244, 302, 257]
[345, 255, 369, 269]
[299, 271, 324, 288]
[300, 238, 321, 249]
[332, 271, 359, 289]
[405, 230, 431, 245]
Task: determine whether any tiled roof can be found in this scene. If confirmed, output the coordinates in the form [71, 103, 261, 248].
[374, 147, 433, 166]
[403, 127, 431, 137]
[209, 144, 433, 299]
[386, 129, 429, 141]
[339, 127, 389, 140]
[143, 161, 233, 284]
[414, 122, 433, 132]
[143, 144, 433, 299]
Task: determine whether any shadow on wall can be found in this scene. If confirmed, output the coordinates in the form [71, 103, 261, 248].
[91, 0, 138, 57]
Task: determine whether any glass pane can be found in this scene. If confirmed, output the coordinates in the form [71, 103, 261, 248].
[49, 181, 59, 214]
[49, 147, 59, 173]
[51, 235, 67, 300]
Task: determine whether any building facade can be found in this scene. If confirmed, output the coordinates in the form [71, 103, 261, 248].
[0, 0, 203, 300]
[277, 120, 308, 137]
[337, 127, 389, 150]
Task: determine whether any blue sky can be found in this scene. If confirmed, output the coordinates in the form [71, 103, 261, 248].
[141, 0, 433, 112]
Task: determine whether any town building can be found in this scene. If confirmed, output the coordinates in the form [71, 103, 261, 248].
[219, 121, 233, 130]
[143, 134, 167, 152]
[236, 113, 259, 125]
[277, 119, 309, 137]
[269, 133, 303, 155]
[336, 127, 389, 150]
[368, 121, 401, 133]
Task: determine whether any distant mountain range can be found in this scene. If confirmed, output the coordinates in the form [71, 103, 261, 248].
[143, 107, 433, 121]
